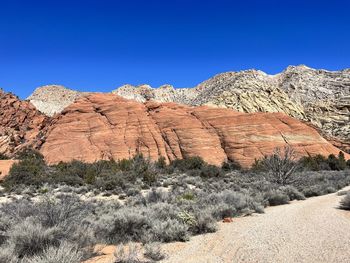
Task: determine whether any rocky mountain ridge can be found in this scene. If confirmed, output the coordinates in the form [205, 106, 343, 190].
[1, 91, 347, 167]
[26, 65, 349, 150]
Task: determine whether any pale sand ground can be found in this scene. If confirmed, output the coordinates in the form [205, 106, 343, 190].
[161, 187, 350, 263]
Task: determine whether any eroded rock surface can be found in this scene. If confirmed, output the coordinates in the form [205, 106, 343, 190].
[27, 66, 349, 150]
[40, 94, 348, 167]
[112, 84, 198, 104]
[278, 66, 350, 146]
[0, 89, 48, 156]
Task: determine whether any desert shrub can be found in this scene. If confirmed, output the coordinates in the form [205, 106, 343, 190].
[51, 160, 102, 185]
[0, 194, 95, 261]
[36, 195, 93, 228]
[265, 191, 290, 206]
[117, 159, 133, 171]
[93, 201, 190, 244]
[171, 156, 205, 172]
[14, 148, 44, 161]
[155, 156, 167, 170]
[217, 191, 250, 212]
[200, 164, 222, 178]
[253, 146, 299, 185]
[222, 160, 242, 171]
[130, 154, 158, 186]
[0, 153, 9, 160]
[209, 202, 237, 219]
[94, 207, 151, 243]
[0, 245, 17, 263]
[299, 152, 349, 171]
[150, 218, 189, 242]
[339, 193, 350, 210]
[195, 190, 263, 219]
[21, 242, 83, 263]
[299, 154, 330, 171]
[6, 217, 61, 258]
[279, 186, 305, 201]
[146, 189, 168, 203]
[177, 211, 196, 227]
[94, 172, 126, 191]
[190, 210, 217, 234]
[302, 185, 325, 197]
[3, 148, 46, 188]
[3, 158, 46, 188]
[181, 192, 195, 201]
[144, 243, 166, 261]
[327, 154, 340, 171]
[296, 171, 350, 197]
[114, 244, 141, 263]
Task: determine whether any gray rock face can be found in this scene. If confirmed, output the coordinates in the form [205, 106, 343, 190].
[111, 84, 198, 104]
[27, 65, 350, 149]
[277, 65, 350, 144]
[27, 85, 88, 116]
[189, 70, 307, 121]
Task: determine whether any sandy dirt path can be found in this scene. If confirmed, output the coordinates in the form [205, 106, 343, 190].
[162, 188, 350, 263]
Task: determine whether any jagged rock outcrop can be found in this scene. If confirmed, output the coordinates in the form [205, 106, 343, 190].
[0, 89, 48, 156]
[190, 70, 307, 120]
[112, 84, 198, 104]
[28, 85, 89, 116]
[40, 94, 348, 167]
[278, 65, 350, 147]
[25, 65, 350, 151]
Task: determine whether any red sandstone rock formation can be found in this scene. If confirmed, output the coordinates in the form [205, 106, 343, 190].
[0, 160, 18, 181]
[0, 90, 48, 155]
[40, 94, 349, 167]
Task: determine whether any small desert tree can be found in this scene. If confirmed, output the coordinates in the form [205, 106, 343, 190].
[259, 146, 299, 185]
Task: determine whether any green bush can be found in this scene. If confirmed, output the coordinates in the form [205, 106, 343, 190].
[4, 157, 46, 188]
[222, 160, 242, 171]
[156, 156, 167, 169]
[265, 191, 290, 206]
[22, 242, 83, 263]
[200, 164, 222, 178]
[170, 156, 205, 171]
[296, 152, 348, 171]
[15, 148, 45, 161]
[144, 243, 166, 261]
[280, 186, 305, 201]
[0, 153, 9, 160]
[299, 154, 330, 171]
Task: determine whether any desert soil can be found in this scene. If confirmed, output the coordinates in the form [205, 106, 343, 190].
[161, 187, 350, 263]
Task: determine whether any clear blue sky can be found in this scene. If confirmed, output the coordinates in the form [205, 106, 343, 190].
[1, 0, 350, 98]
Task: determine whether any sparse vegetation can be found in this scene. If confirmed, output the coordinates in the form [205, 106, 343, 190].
[144, 243, 166, 261]
[0, 153, 9, 160]
[0, 147, 349, 262]
[252, 146, 299, 185]
[299, 151, 350, 171]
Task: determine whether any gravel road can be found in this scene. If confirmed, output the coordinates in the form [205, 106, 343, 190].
[161, 188, 350, 263]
